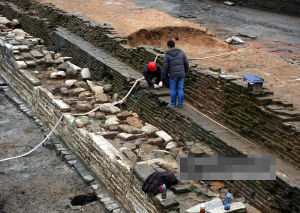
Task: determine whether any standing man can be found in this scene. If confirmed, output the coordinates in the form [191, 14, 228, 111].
[164, 40, 189, 108]
[143, 62, 163, 89]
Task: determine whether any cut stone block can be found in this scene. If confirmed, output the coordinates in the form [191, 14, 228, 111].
[134, 163, 156, 181]
[160, 198, 178, 209]
[119, 124, 141, 134]
[30, 49, 44, 58]
[82, 174, 94, 183]
[156, 130, 172, 142]
[106, 203, 119, 211]
[141, 123, 159, 135]
[15, 61, 27, 69]
[166, 142, 177, 150]
[101, 197, 114, 204]
[99, 103, 121, 114]
[207, 202, 246, 213]
[186, 198, 223, 213]
[171, 184, 192, 194]
[117, 133, 136, 141]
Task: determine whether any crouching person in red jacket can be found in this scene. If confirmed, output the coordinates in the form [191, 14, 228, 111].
[143, 62, 163, 89]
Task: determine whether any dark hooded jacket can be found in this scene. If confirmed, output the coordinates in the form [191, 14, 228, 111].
[164, 49, 189, 78]
[142, 171, 178, 195]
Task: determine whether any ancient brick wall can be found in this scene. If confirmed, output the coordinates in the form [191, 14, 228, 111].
[1, 32, 300, 212]
[2, 0, 299, 168]
[0, 47, 162, 213]
[49, 28, 300, 213]
[1, 2, 300, 212]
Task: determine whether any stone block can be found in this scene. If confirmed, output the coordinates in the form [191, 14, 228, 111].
[64, 154, 76, 161]
[95, 94, 108, 103]
[125, 117, 143, 128]
[82, 174, 94, 183]
[148, 137, 164, 147]
[106, 203, 119, 211]
[119, 124, 141, 134]
[171, 184, 192, 194]
[65, 79, 78, 88]
[160, 198, 179, 210]
[156, 131, 172, 142]
[121, 147, 137, 162]
[166, 142, 177, 150]
[99, 103, 121, 114]
[134, 163, 156, 181]
[141, 123, 159, 136]
[30, 49, 44, 58]
[99, 131, 118, 139]
[105, 120, 120, 127]
[100, 197, 114, 204]
[117, 111, 131, 120]
[117, 133, 136, 141]
[207, 202, 246, 213]
[74, 117, 91, 128]
[186, 198, 223, 213]
[15, 61, 27, 69]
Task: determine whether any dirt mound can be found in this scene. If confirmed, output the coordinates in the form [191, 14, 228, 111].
[127, 26, 234, 58]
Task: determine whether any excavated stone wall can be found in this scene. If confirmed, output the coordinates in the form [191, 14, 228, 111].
[1, 1, 300, 212]
[0, 32, 163, 213]
[2, 0, 299, 167]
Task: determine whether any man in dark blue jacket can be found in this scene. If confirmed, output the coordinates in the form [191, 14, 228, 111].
[163, 40, 189, 108]
[143, 62, 164, 89]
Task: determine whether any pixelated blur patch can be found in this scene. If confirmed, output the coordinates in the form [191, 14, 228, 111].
[178, 155, 276, 180]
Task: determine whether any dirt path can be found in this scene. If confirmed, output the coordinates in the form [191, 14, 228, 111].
[38, 0, 300, 110]
[0, 86, 106, 213]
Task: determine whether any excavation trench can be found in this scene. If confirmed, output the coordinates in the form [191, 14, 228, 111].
[0, 2, 300, 212]
[127, 26, 234, 58]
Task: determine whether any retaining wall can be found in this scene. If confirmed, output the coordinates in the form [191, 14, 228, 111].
[1, 1, 300, 212]
[0, 46, 163, 213]
[1, 0, 299, 168]
[1, 23, 300, 213]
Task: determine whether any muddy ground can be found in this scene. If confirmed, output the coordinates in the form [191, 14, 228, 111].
[0, 84, 107, 212]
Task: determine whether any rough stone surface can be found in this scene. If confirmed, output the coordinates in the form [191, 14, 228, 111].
[103, 83, 112, 92]
[141, 123, 159, 136]
[99, 103, 121, 114]
[95, 94, 108, 103]
[15, 61, 27, 69]
[125, 117, 144, 128]
[103, 117, 118, 124]
[71, 87, 86, 96]
[119, 124, 141, 134]
[166, 142, 177, 150]
[74, 117, 91, 128]
[117, 133, 136, 141]
[156, 130, 173, 142]
[117, 111, 131, 120]
[91, 86, 104, 95]
[134, 163, 156, 181]
[80, 68, 91, 79]
[65, 79, 77, 88]
[50, 71, 66, 79]
[121, 147, 137, 162]
[147, 137, 164, 147]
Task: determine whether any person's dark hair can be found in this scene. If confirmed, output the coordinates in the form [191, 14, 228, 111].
[167, 40, 175, 48]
